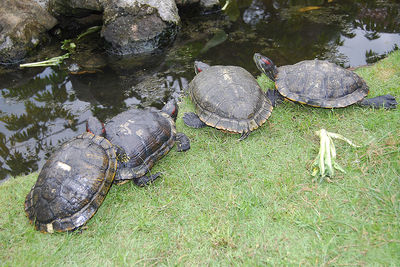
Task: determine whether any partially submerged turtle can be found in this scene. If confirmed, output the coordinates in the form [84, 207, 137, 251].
[68, 52, 107, 75]
[25, 132, 117, 233]
[183, 61, 273, 140]
[87, 99, 190, 185]
[253, 53, 397, 109]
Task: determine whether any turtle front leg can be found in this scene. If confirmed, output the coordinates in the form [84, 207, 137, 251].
[358, 95, 397, 109]
[265, 89, 284, 107]
[183, 112, 207, 128]
[133, 172, 161, 187]
[239, 131, 250, 141]
[176, 132, 190, 152]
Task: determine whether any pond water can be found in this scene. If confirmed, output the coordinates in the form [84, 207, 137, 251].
[1, 0, 400, 181]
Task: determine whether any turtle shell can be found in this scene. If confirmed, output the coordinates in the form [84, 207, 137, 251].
[276, 60, 369, 108]
[189, 65, 273, 134]
[104, 108, 176, 184]
[24, 132, 117, 233]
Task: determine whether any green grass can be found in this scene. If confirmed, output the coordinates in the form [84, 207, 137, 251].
[1, 51, 399, 265]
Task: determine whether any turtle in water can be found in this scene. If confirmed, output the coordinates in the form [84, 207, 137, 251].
[25, 132, 117, 233]
[253, 53, 397, 109]
[87, 99, 190, 185]
[182, 61, 273, 140]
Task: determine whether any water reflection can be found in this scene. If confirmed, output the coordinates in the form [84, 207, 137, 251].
[339, 29, 400, 65]
[0, 67, 81, 179]
[1, 0, 400, 180]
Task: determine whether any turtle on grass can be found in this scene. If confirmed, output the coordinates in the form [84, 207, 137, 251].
[25, 132, 117, 233]
[87, 99, 190, 185]
[253, 53, 397, 109]
[182, 61, 273, 140]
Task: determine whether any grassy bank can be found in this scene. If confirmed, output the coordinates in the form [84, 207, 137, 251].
[1, 51, 399, 265]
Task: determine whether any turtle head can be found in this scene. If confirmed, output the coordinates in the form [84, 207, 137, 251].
[162, 98, 178, 121]
[86, 116, 106, 137]
[253, 53, 277, 82]
[194, 61, 211, 74]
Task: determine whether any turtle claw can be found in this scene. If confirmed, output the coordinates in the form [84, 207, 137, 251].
[183, 112, 207, 128]
[134, 172, 161, 187]
[176, 132, 190, 152]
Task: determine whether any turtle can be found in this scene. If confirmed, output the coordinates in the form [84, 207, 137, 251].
[24, 132, 117, 233]
[182, 61, 273, 140]
[253, 53, 397, 109]
[86, 99, 190, 185]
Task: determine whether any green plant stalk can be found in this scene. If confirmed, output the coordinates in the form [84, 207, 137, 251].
[77, 26, 102, 40]
[312, 129, 359, 180]
[221, 0, 230, 10]
[318, 131, 326, 175]
[328, 131, 359, 147]
[19, 53, 70, 68]
[325, 132, 334, 176]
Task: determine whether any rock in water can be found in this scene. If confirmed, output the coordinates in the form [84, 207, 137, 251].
[102, 0, 180, 55]
[0, 0, 57, 63]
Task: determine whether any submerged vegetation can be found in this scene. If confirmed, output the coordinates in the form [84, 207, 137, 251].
[0, 51, 399, 265]
[19, 26, 101, 68]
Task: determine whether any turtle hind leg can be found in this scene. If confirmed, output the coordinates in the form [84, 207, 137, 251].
[176, 132, 190, 152]
[265, 89, 284, 107]
[133, 172, 161, 187]
[359, 95, 397, 109]
[183, 112, 207, 128]
[238, 131, 250, 141]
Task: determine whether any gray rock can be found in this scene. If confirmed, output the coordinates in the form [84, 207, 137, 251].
[48, 0, 103, 17]
[48, 0, 180, 55]
[33, 0, 50, 9]
[175, 0, 220, 9]
[101, 0, 180, 55]
[0, 0, 58, 63]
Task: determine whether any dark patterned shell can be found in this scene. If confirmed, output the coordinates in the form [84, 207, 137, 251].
[189, 65, 273, 133]
[276, 60, 369, 108]
[104, 109, 176, 184]
[24, 132, 117, 233]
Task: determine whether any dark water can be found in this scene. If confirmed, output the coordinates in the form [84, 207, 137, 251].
[1, 0, 400, 181]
